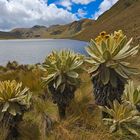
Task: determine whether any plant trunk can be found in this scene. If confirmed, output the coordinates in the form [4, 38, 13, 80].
[58, 104, 66, 120]
[92, 75, 125, 108]
[102, 111, 110, 118]
[48, 82, 76, 119]
[7, 127, 18, 140]
[136, 104, 140, 112]
[3, 113, 23, 140]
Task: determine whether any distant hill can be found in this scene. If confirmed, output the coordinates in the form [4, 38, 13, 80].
[0, 31, 22, 39]
[8, 19, 95, 40]
[0, 0, 140, 45]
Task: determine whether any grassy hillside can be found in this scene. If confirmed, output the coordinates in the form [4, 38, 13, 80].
[0, 63, 139, 140]
[74, 0, 140, 44]
[0, 61, 139, 138]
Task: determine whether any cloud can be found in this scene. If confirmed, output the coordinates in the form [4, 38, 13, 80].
[92, 0, 119, 20]
[72, 0, 96, 5]
[0, 0, 77, 30]
[58, 0, 95, 10]
[58, 0, 72, 10]
[77, 9, 87, 18]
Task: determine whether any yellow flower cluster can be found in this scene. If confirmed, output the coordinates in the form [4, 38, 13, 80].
[95, 30, 124, 45]
[48, 53, 56, 62]
[113, 30, 124, 41]
[95, 31, 110, 44]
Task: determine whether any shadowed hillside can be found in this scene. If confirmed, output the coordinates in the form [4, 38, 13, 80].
[0, 31, 22, 39]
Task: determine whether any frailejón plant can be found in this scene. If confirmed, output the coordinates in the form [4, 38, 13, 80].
[0, 80, 31, 139]
[101, 100, 140, 138]
[41, 50, 84, 119]
[124, 80, 140, 111]
[85, 30, 139, 108]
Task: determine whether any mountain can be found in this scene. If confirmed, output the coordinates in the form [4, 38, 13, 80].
[74, 0, 140, 45]
[0, 19, 95, 39]
[0, 31, 22, 39]
[9, 19, 95, 39]
[0, 0, 140, 45]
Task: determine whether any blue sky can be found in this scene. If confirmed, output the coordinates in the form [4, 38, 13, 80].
[0, 0, 118, 30]
[48, 0, 103, 18]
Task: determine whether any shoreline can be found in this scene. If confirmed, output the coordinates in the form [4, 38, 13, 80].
[0, 38, 87, 43]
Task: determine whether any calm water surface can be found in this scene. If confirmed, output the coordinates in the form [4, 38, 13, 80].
[0, 39, 88, 65]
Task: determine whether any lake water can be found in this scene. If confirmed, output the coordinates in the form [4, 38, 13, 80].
[0, 39, 88, 65]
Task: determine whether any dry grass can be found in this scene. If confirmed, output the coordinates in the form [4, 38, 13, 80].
[46, 73, 112, 140]
[0, 67, 42, 92]
[0, 67, 139, 140]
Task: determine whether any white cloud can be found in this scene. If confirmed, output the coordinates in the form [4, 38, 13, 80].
[77, 9, 87, 18]
[93, 0, 119, 20]
[72, 0, 95, 4]
[58, 0, 72, 10]
[0, 0, 77, 30]
[58, 0, 95, 10]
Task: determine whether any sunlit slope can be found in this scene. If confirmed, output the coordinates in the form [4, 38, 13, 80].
[74, 0, 140, 45]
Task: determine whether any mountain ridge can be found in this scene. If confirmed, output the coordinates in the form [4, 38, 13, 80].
[0, 0, 139, 45]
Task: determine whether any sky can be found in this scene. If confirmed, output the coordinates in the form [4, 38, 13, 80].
[0, 0, 119, 31]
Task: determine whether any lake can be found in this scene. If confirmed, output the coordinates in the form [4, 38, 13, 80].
[0, 39, 88, 65]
